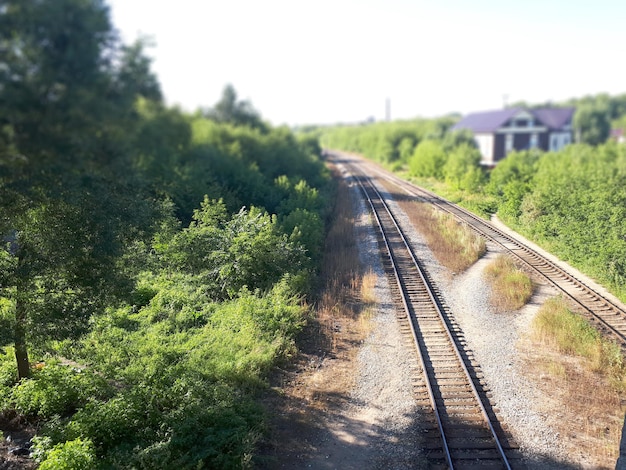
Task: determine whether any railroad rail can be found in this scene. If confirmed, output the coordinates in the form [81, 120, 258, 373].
[349, 163, 515, 469]
[345, 153, 626, 345]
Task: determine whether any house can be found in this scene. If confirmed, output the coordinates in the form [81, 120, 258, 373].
[452, 107, 575, 166]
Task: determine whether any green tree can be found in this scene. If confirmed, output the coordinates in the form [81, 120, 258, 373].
[159, 198, 308, 300]
[443, 144, 484, 191]
[409, 139, 446, 178]
[204, 84, 267, 131]
[0, 0, 156, 378]
[574, 101, 611, 145]
[397, 137, 416, 163]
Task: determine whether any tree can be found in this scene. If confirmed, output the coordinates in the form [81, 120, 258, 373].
[574, 102, 611, 145]
[408, 140, 446, 179]
[159, 198, 307, 301]
[397, 137, 416, 163]
[0, 0, 156, 378]
[204, 84, 267, 131]
[443, 144, 485, 191]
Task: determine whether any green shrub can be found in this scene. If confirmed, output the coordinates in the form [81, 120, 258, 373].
[409, 140, 446, 179]
[9, 364, 110, 418]
[37, 438, 96, 470]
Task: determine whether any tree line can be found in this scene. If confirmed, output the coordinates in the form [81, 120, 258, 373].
[512, 93, 626, 145]
[0, 0, 331, 467]
[320, 107, 626, 302]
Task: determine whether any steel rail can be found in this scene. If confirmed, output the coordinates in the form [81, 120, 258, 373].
[351, 166, 512, 469]
[353, 171, 454, 468]
[364, 161, 626, 344]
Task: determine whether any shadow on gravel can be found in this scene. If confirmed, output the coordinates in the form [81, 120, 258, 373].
[255, 387, 430, 470]
[255, 387, 585, 470]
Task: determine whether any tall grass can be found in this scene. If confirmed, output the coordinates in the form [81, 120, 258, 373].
[532, 297, 624, 375]
[313, 166, 376, 369]
[398, 199, 485, 273]
[529, 296, 626, 465]
[484, 255, 533, 311]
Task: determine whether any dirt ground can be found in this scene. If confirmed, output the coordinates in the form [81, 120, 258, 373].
[0, 411, 36, 470]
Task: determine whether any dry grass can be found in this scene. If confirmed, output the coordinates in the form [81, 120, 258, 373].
[522, 296, 626, 467]
[360, 269, 378, 306]
[532, 297, 625, 379]
[378, 177, 485, 273]
[401, 200, 485, 273]
[484, 254, 533, 311]
[258, 164, 380, 465]
[274, 164, 377, 406]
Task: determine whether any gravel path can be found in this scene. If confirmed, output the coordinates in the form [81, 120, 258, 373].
[379, 183, 586, 469]
[294, 165, 591, 469]
[294, 171, 425, 469]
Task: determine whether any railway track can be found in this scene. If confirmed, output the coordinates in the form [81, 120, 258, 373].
[349, 164, 518, 469]
[348, 154, 626, 346]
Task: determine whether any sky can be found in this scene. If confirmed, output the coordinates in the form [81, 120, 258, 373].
[107, 0, 626, 127]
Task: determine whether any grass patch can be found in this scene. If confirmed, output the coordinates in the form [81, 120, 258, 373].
[378, 178, 485, 273]
[360, 269, 378, 307]
[532, 297, 625, 376]
[527, 296, 626, 466]
[405, 202, 485, 273]
[303, 164, 377, 400]
[484, 255, 533, 311]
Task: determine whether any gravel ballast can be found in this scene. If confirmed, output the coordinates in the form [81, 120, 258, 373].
[378, 179, 599, 468]
[289, 163, 604, 469]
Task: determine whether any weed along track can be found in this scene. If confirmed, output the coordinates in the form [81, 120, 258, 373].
[362, 161, 626, 348]
[343, 159, 520, 469]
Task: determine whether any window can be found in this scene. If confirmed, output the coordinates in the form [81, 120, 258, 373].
[505, 134, 513, 154]
[530, 133, 538, 148]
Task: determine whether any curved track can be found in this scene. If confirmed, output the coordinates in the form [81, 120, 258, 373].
[350, 163, 515, 469]
[351, 154, 626, 345]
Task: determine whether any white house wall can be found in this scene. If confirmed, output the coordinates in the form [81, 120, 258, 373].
[549, 132, 571, 151]
[474, 133, 494, 165]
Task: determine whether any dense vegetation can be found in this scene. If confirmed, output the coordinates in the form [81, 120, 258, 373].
[0, 0, 330, 467]
[321, 97, 626, 302]
[512, 93, 626, 145]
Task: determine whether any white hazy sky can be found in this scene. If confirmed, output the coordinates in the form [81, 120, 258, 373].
[107, 0, 626, 126]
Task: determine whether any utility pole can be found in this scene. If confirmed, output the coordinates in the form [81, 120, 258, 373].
[385, 98, 391, 122]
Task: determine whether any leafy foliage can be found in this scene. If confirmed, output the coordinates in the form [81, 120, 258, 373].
[320, 117, 456, 165]
[158, 198, 308, 300]
[322, 102, 626, 302]
[409, 140, 446, 179]
[0, 1, 330, 468]
[443, 143, 485, 191]
[204, 84, 267, 132]
[35, 437, 96, 470]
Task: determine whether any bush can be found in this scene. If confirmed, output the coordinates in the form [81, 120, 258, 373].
[36, 438, 96, 470]
[408, 140, 446, 179]
[9, 363, 110, 418]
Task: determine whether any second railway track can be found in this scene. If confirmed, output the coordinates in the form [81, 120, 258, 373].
[352, 154, 626, 346]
